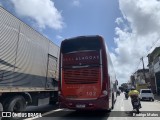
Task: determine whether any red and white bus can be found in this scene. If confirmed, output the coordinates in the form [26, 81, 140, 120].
[59, 35, 118, 111]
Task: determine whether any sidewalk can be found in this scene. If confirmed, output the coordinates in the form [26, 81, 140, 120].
[154, 94, 160, 102]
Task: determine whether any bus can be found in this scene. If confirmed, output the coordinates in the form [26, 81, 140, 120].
[59, 35, 117, 111]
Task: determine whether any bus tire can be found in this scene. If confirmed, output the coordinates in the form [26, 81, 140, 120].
[0, 102, 3, 120]
[3, 96, 26, 112]
[0, 102, 3, 111]
[111, 94, 114, 109]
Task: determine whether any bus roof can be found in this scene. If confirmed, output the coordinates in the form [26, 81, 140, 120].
[61, 35, 104, 54]
[63, 35, 103, 42]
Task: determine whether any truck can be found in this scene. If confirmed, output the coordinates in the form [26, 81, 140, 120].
[136, 83, 148, 92]
[0, 7, 59, 112]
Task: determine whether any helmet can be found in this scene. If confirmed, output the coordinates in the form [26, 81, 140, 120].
[131, 86, 135, 90]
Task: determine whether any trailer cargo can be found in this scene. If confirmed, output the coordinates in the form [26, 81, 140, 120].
[0, 7, 59, 112]
[136, 83, 148, 92]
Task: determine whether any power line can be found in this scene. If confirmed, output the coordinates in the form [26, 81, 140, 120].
[133, 37, 160, 74]
[133, 59, 141, 75]
[144, 37, 160, 57]
[141, 57, 147, 83]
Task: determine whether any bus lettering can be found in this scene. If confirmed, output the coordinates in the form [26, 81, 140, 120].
[75, 56, 99, 61]
[86, 92, 96, 96]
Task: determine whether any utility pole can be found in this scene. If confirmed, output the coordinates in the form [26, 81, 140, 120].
[141, 57, 146, 83]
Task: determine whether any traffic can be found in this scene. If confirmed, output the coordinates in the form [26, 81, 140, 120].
[1, 0, 160, 119]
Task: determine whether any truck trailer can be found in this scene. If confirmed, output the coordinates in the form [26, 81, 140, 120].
[136, 83, 148, 92]
[0, 7, 59, 112]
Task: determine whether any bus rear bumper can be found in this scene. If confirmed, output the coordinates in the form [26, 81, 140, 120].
[59, 95, 109, 110]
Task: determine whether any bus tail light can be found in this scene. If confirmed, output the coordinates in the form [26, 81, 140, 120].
[99, 90, 108, 98]
[102, 90, 108, 95]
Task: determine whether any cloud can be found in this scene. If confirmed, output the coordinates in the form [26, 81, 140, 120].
[56, 35, 64, 40]
[72, 0, 80, 7]
[11, 0, 64, 30]
[112, 0, 160, 84]
[119, 0, 160, 36]
[115, 17, 123, 25]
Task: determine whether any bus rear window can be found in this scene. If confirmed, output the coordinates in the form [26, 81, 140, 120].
[61, 36, 101, 53]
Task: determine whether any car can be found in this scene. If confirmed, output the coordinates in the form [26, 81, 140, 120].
[139, 89, 154, 101]
[117, 89, 121, 96]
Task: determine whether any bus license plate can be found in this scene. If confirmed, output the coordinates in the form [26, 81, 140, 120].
[76, 104, 86, 108]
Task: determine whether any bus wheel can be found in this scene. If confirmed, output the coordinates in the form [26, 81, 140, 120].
[3, 96, 26, 112]
[0, 102, 3, 120]
[0, 102, 3, 111]
[111, 95, 114, 109]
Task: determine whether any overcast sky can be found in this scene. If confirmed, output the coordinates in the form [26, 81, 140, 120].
[1, 0, 160, 85]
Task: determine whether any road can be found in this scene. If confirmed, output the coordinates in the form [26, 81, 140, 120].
[24, 93, 160, 120]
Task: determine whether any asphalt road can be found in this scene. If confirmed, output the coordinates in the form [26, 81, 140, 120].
[4, 93, 160, 120]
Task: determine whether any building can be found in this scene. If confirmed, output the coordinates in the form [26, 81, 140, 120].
[133, 69, 150, 84]
[130, 69, 156, 92]
[130, 75, 135, 85]
[147, 47, 160, 95]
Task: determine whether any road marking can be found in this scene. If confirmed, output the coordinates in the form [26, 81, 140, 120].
[121, 95, 127, 120]
[121, 97, 125, 111]
[155, 100, 160, 103]
[24, 109, 63, 120]
[24, 115, 40, 120]
[42, 108, 63, 116]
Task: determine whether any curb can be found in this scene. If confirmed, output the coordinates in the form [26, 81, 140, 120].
[155, 100, 160, 103]
[154, 96, 160, 103]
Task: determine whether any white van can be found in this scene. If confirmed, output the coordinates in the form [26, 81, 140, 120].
[139, 89, 154, 101]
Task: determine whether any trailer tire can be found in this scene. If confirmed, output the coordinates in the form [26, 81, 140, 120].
[49, 91, 58, 105]
[3, 96, 26, 112]
[49, 100, 57, 105]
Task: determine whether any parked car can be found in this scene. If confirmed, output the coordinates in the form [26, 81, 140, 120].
[117, 89, 121, 96]
[139, 89, 154, 101]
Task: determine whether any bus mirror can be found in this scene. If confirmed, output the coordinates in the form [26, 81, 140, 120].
[116, 80, 118, 85]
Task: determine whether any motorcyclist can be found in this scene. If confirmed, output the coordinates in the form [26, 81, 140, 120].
[125, 89, 129, 94]
[124, 89, 129, 99]
[128, 86, 142, 109]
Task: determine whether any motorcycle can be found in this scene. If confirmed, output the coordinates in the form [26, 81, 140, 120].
[125, 92, 129, 99]
[131, 95, 141, 113]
